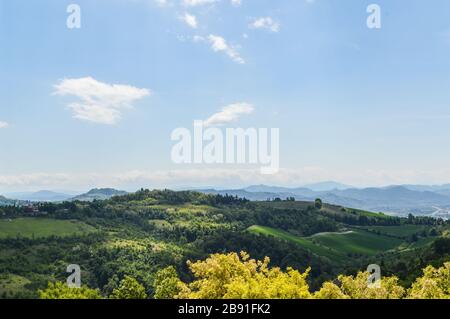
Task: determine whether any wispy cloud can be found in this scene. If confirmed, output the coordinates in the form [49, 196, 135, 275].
[152, 0, 247, 63]
[4, 167, 450, 192]
[153, 0, 171, 6]
[230, 0, 241, 7]
[204, 102, 254, 126]
[0, 121, 9, 129]
[249, 17, 280, 33]
[194, 34, 245, 64]
[53, 77, 151, 125]
[180, 13, 198, 28]
[182, 0, 217, 7]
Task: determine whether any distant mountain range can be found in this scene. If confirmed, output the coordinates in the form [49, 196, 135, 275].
[2, 182, 450, 218]
[302, 181, 353, 191]
[243, 181, 352, 194]
[198, 183, 450, 218]
[71, 188, 128, 201]
[0, 195, 24, 206]
[1, 188, 127, 203]
[4, 190, 74, 202]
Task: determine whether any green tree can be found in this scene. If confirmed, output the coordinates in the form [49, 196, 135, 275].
[39, 282, 102, 299]
[433, 238, 450, 254]
[153, 266, 182, 299]
[314, 198, 323, 210]
[110, 275, 147, 299]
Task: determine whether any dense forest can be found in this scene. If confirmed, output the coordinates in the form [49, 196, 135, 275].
[0, 189, 449, 299]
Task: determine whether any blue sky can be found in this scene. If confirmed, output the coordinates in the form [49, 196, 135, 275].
[1, 0, 450, 192]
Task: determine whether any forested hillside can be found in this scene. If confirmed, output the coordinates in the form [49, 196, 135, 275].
[0, 189, 449, 298]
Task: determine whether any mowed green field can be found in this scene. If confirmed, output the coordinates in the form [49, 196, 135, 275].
[0, 218, 96, 239]
[248, 225, 404, 262]
[247, 225, 342, 260]
[308, 229, 402, 255]
[357, 225, 427, 237]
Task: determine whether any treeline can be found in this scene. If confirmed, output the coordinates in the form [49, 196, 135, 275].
[109, 189, 249, 206]
[38, 251, 450, 299]
[375, 237, 450, 287]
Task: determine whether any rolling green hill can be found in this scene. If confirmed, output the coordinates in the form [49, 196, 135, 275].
[0, 189, 448, 298]
[247, 225, 405, 262]
[247, 225, 343, 261]
[307, 229, 402, 255]
[0, 218, 96, 239]
[357, 225, 428, 237]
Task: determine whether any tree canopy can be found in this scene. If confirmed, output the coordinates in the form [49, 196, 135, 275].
[175, 252, 311, 299]
[38, 282, 102, 299]
[110, 275, 148, 299]
[154, 252, 450, 300]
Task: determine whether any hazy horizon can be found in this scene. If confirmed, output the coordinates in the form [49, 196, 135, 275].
[5, 180, 450, 195]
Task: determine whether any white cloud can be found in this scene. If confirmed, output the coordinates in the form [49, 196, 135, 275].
[5, 167, 450, 192]
[182, 0, 217, 7]
[231, 0, 241, 7]
[0, 121, 8, 129]
[193, 35, 204, 42]
[204, 102, 254, 126]
[249, 17, 280, 33]
[53, 77, 151, 125]
[195, 34, 245, 64]
[181, 13, 198, 28]
[154, 0, 170, 6]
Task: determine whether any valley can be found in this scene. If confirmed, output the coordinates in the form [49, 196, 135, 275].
[0, 189, 448, 298]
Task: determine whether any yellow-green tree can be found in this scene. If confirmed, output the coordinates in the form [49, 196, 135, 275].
[174, 251, 312, 299]
[39, 282, 102, 299]
[110, 275, 147, 299]
[313, 282, 349, 299]
[314, 271, 405, 299]
[407, 262, 450, 299]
